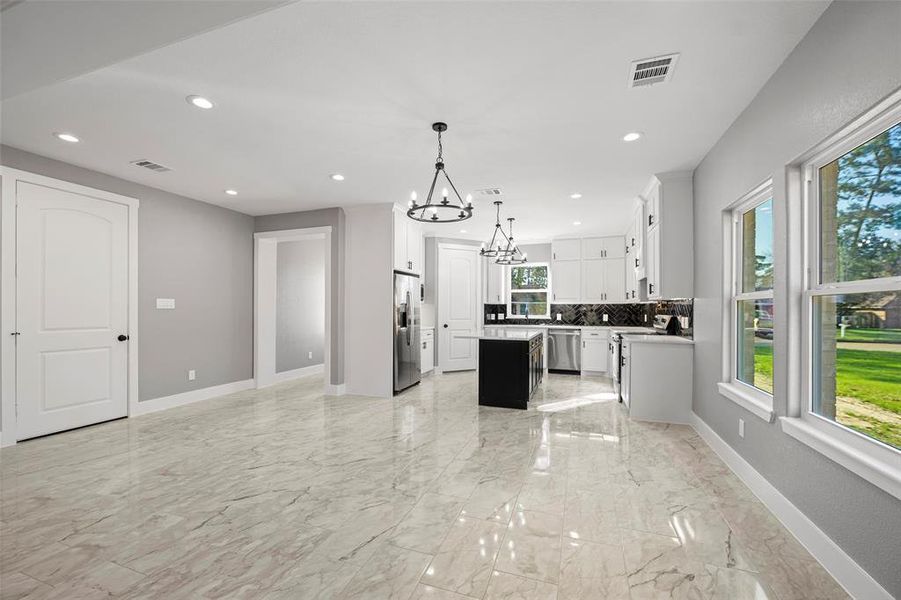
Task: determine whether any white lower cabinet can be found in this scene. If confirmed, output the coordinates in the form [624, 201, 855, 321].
[621, 339, 693, 423]
[581, 329, 608, 373]
[421, 328, 434, 373]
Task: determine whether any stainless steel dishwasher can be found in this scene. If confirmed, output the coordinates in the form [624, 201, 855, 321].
[547, 328, 581, 373]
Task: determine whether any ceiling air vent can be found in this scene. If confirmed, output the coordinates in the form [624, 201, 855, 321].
[628, 53, 680, 88]
[131, 159, 172, 173]
[476, 188, 503, 196]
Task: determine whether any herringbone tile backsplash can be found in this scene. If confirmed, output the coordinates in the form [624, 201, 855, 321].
[484, 300, 693, 331]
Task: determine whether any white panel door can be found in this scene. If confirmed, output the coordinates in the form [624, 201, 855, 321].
[16, 182, 130, 440]
[438, 246, 479, 371]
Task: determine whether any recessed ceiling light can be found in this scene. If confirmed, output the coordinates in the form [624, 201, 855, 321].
[623, 132, 642, 142]
[186, 95, 214, 109]
[460, 229, 467, 234]
[570, 193, 582, 199]
[330, 173, 345, 181]
[225, 189, 238, 196]
[573, 221, 582, 226]
[54, 132, 79, 143]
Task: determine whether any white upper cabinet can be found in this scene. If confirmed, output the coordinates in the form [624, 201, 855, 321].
[581, 259, 605, 302]
[640, 172, 693, 300]
[582, 236, 624, 260]
[604, 258, 627, 302]
[484, 259, 506, 304]
[551, 238, 581, 261]
[393, 207, 422, 273]
[551, 260, 581, 302]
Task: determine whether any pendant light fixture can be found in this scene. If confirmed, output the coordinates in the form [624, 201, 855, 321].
[407, 122, 473, 223]
[495, 217, 527, 265]
[480, 201, 527, 264]
[480, 201, 517, 258]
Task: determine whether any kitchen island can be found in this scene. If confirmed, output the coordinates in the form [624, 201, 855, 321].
[456, 329, 543, 409]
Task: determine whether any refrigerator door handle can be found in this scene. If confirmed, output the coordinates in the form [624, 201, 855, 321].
[406, 290, 412, 345]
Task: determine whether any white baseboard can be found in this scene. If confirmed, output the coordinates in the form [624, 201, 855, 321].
[325, 383, 346, 396]
[133, 379, 255, 417]
[0, 430, 7, 448]
[691, 413, 891, 600]
[270, 363, 323, 385]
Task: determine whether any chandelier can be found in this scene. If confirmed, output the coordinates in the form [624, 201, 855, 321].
[407, 122, 473, 223]
[480, 201, 527, 265]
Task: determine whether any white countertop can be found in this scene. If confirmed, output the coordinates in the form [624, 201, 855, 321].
[456, 329, 543, 341]
[484, 323, 619, 330]
[620, 333, 694, 345]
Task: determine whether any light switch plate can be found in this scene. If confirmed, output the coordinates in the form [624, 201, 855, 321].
[556, 313, 562, 321]
[156, 298, 175, 310]
[308, 351, 313, 359]
[739, 418, 745, 438]
[498, 314, 505, 320]
[603, 314, 608, 322]
[188, 369, 196, 381]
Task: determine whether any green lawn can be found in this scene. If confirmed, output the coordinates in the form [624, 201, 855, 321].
[754, 343, 900, 447]
[839, 328, 901, 344]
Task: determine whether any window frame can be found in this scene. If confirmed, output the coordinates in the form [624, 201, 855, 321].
[718, 180, 776, 422]
[787, 93, 901, 501]
[507, 261, 551, 319]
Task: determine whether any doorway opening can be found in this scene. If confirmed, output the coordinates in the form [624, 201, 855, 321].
[254, 227, 335, 392]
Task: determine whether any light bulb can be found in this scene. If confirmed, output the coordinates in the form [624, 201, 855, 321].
[523, 253, 528, 260]
[466, 194, 473, 206]
[430, 206, 438, 215]
[442, 187, 448, 198]
[410, 191, 417, 201]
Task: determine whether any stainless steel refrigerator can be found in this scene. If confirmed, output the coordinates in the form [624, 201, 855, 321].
[393, 270, 421, 394]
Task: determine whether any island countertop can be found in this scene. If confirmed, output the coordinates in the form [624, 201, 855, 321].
[455, 329, 543, 341]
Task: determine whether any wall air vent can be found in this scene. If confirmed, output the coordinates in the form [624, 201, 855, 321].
[628, 53, 680, 88]
[131, 159, 172, 173]
[476, 188, 503, 196]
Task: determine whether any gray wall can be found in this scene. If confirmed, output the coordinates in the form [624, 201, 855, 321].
[692, 2, 901, 595]
[276, 239, 325, 373]
[255, 208, 345, 386]
[0, 144, 254, 402]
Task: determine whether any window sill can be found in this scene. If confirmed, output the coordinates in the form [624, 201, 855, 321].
[717, 382, 775, 423]
[780, 417, 901, 501]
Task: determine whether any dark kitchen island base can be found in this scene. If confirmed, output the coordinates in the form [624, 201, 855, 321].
[478, 333, 543, 410]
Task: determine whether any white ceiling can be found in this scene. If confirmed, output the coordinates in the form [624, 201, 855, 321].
[0, 1, 827, 241]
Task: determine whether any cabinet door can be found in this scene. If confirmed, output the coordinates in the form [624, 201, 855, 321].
[581, 338, 607, 372]
[486, 260, 506, 304]
[604, 258, 626, 302]
[646, 183, 661, 230]
[421, 338, 434, 373]
[581, 237, 604, 260]
[406, 220, 422, 273]
[646, 225, 660, 298]
[551, 260, 581, 302]
[393, 209, 408, 271]
[602, 236, 625, 259]
[551, 238, 581, 261]
[581, 259, 605, 302]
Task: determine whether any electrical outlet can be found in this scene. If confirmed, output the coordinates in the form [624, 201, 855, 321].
[556, 313, 562, 321]
[602, 314, 609, 322]
[738, 418, 745, 438]
[308, 351, 313, 359]
[490, 314, 496, 321]
[498, 314, 505, 320]
[188, 369, 196, 381]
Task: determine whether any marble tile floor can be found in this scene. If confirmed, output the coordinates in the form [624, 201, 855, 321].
[0, 371, 848, 599]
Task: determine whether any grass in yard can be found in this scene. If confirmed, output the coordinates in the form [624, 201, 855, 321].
[839, 328, 901, 344]
[754, 343, 900, 448]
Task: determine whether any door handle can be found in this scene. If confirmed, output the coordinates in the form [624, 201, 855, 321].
[443, 324, 448, 328]
[117, 334, 129, 342]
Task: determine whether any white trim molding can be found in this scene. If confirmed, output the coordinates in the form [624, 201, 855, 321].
[265, 363, 323, 387]
[692, 413, 893, 600]
[133, 379, 255, 417]
[717, 382, 775, 422]
[325, 383, 346, 396]
[781, 416, 901, 501]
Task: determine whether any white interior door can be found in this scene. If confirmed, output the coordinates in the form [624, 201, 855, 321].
[438, 245, 479, 372]
[16, 181, 130, 440]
